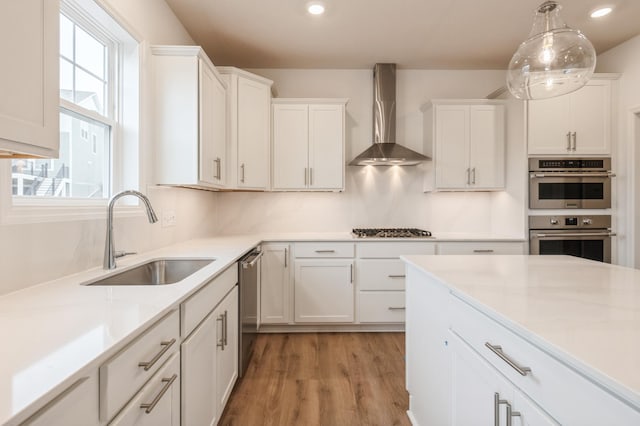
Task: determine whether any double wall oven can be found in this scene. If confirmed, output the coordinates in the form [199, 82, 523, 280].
[528, 157, 616, 263]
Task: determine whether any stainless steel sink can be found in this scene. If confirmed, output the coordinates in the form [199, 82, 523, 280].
[85, 258, 215, 286]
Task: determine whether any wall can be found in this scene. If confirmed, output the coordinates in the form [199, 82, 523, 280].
[216, 69, 526, 237]
[597, 34, 640, 267]
[0, 0, 218, 295]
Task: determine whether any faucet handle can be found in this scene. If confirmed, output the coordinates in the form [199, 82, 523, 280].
[114, 251, 137, 259]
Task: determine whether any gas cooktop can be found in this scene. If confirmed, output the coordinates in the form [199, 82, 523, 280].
[352, 228, 432, 238]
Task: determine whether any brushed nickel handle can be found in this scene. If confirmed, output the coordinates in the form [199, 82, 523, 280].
[388, 274, 406, 278]
[534, 232, 616, 238]
[217, 314, 224, 349]
[240, 163, 245, 183]
[140, 374, 177, 414]
[138, 339, 176, 371]
[310, 167, 313, 186]
[506, 402, 521, 426]
[494, 393, 506, 426]
[387, 306, 406, 311]
[473, 249, 494, 253]
[284, 247, 288, 268]
[471, 167, 476, 184]
[350, 264, 353, 283]
[485, 342, 532, 376]
[315, 249, 336, 253]
[566, 131, 572, 151]
[466, 168, 470, 185]
[530, 172, 615, 178]
[223, 310, 228, 347]
[214, 157, 221, 180]
[571, 131, 577, 151]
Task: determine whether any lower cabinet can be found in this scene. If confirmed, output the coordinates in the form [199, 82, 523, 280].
[260, 243, 291, 324]
[181, 286, 238, 426]
[21, 374, 100, 426]
[436, 241, 525, 255]
[294, 259, 354, 323]
[109, 353, 181, 426]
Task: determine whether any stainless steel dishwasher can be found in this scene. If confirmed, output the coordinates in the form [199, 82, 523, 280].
[238, 247, 262, 377]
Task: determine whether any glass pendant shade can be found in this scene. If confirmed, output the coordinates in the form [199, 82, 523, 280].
[507, 1, 596, 100]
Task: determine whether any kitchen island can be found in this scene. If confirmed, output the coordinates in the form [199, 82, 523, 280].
[402, 254, 640, 425]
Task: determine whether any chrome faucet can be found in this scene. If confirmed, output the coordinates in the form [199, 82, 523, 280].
[104, 190, 159, 270]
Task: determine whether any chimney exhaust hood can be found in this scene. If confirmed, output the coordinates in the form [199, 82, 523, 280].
[349, 63, 430, 166]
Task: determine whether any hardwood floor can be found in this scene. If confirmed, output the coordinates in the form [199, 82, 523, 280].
[219, 333, 410, 426]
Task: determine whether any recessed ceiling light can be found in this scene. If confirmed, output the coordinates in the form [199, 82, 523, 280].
[590, 7, 613, 18]
[307, 2, 325, 15]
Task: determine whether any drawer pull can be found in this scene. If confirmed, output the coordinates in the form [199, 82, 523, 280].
[315, 250, 336, 253]
[388, 274, 406, 278]
[485, 342, 531, 376]
[388, 306, 406, 311]
[138, 339, 176, 371]
[140, 374, 177, 414]
[494, 393, 521, 426]
[473, 249, 494, 253]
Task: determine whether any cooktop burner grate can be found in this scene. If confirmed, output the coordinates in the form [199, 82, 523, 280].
[352, 228, 432, 238]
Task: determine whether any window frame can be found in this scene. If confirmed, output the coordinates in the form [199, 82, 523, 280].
[1, 0, 145, 224]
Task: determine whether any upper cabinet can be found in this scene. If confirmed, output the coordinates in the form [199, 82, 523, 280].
[423, 100, 505, 191]
[272, 99, 347, 192]
[0, 0, 59, 158]
[527, 76, 618, 155]
[218, 67, 273, 190]
[152, 46, 227, 189]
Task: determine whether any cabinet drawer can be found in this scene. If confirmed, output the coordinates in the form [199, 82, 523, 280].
[357, 259, 406, 290]
[356, 242, 435, 258]
[100, 310, 180, 422]
[450, 296, 640, 425]
[295, 242, 354, 258]
[108, 352, 180, 426]
[437, 241, 524, 255]
[359, 291, 405, 323]
[181, 265, 238, 337]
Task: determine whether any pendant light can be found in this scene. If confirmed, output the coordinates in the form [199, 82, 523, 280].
[507, 1, 596, 100]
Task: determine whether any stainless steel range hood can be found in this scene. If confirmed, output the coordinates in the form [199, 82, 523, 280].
[349, 63, 430, 166]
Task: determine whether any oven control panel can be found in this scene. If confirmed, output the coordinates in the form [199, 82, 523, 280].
[529, 215, 611, 230]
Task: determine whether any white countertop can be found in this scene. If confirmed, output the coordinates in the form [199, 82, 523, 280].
[402, 254, 640, 410]
[0, 232, 525, 424]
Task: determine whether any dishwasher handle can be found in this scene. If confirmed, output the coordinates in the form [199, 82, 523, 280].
[242, 251, 263, 269]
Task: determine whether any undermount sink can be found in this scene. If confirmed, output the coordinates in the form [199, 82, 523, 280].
[85, 258, 215, 286]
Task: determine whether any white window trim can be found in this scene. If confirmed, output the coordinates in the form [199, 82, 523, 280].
[1, 0, 147, 225]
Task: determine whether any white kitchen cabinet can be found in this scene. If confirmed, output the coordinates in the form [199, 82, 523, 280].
[272, 99, 348, 191]
[21, 374, 99, 426]
[0, 0, 59, 158]
[181, 310, 218, 426]
[527, 77, 616, 155]
[436, 241, 525, 255]
[152, 46, 227, 189]
[219, 67, 273, 190]
[260, 243, 292, 324]
[294, 259, 354, 323]
[109, 353, 180, 426]
[215, 286, 239, 414]
[423, 100, 505, 191]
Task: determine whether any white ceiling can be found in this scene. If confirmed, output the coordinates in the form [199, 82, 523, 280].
[164, 0, 640, 69]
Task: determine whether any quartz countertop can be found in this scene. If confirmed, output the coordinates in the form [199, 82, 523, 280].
[401, 254, 640, 410]
[0, 232, 525, 424]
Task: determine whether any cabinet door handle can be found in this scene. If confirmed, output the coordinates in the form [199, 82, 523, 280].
[387, 306, 406, 311]
[471, 167, 476, 184]
[466, 168, 470, 185]
[217, 314, 225, 349]
[350, 264, 353, 283]
[140, 374, 177, 414]
[485, 342, 532, 376]
[387, 274, 406, 278]
[223, 310, 228, 347]
[566, 132, 572, 151]
[506, 402, 521, 426]
[304, 168, 308, 186]
[138, 339, 176, 371]
[315, 250, 336, 253]
[473, 249, 494, 253]
[284, 247, 288, 268]
[571, 131, 577, 151]
[310, 167, 313, 186]
[214, 157, 221, 180]
[240, 163, 245, 183]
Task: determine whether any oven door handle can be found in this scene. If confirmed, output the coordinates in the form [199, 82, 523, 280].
[530, 172, 616, 178]
[534, 232, 617, 238]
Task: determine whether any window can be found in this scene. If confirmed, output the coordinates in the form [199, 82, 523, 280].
[10, 0, 139, 203]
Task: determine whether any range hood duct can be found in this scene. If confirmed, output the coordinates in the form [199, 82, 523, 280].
[349, 63, 430, 166]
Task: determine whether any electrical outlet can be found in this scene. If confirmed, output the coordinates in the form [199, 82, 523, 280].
[162, 210, 176, 227]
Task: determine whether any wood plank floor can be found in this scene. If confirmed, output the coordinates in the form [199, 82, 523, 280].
[219, 333, 410, 426]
